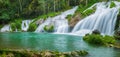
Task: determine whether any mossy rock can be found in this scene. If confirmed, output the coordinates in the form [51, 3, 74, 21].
[44, 25, 54, 32]
[83, 34, 116, 46]
[83, 34, 104, 45]
[66, 14, 73, 22]
[0, 49, 88, 57]
[92, 30, 100, 34]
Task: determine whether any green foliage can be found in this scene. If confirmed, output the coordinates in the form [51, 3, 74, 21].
[44, 25, 54, 32]
[75, 1, 97, 18]
[10, 19, 22, 31]
[83, 34, 104, 45]
[0, 0, 109, 24]
[82, 8, 96, 17]
[103, 35, 115, 44]
[35, 12, 61, 20]
[10, 23, 16, 31]
[66, 14, 73, 22]
[110, 1, 116, 8]
[0, 0, 103, 24]
[28, 22, 37, 32]
[83, 34, 116, 46]
[118, 0, 120, 2]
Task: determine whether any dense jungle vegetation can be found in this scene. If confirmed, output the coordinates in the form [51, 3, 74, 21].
[0, 0, 111, 24]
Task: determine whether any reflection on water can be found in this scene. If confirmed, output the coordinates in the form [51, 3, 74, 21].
[0, 32, 120, 57]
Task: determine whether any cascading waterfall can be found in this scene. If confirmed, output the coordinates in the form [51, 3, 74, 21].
[72, 1, 120, 36]
[0, 20, 32, 32]
[21, 20, 32, 31]
[55, 19, 69, 33]
[0, 1, 120, 36]
[35, 17, 52, 32]
[0, 25, 11, 32]
[35, 6, 78, 33]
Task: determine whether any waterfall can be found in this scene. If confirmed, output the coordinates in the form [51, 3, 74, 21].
[35, 17, 52, 32]
[21, 20, 32, 31]
[35, 6, 78, 33]
[55, 19, 69, 33]
[72, 1, 120, 36]
[0, 25, 11, 32]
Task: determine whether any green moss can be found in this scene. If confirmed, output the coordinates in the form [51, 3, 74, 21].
[44, 25, 54, 32]
[83, 34, 116, 46]
[110, 1, 116, 8]
[27, 22, 37, 32]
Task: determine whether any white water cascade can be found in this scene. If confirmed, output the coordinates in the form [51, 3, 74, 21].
[0, 25, 11, 32]
[72, 1, 120, 36]
[21, 20, 32, 31]
[35, 6, 78, 33]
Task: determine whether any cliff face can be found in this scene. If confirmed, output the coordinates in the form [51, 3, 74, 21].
[115, 15, 120, 30]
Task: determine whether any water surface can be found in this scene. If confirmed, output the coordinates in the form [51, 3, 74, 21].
[0, 32, 120, 57]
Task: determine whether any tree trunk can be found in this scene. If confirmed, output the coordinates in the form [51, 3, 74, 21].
[18, 0, 22, 12]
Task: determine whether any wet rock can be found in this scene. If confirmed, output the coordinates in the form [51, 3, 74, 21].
[69, 14, 81, 28]
[42, 51, 55, 57]
[36, 19, 44, 25]
[92, 30, 100, 34]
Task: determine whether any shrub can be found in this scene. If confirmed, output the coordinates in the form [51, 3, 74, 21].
[103, 35, 115, 44]
[10, 19, 22, 31]
[27, 22, 37, 32]
[83, 34, 104, 45]
[83, 34, 116, 46]
[110, 1, 116, 8]
[10, 23, 16, 31]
